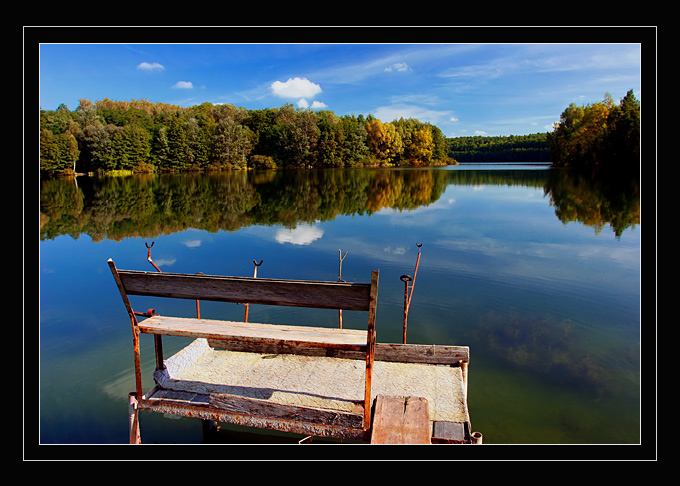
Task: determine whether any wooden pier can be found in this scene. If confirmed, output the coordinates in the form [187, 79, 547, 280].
[109, 259, 479, 444]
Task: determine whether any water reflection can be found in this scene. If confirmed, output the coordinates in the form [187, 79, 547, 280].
[40, 166, 639, 241]
[38, 165, 642, 445]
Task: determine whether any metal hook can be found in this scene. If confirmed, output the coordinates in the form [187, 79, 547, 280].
[252, 259, 263, 278]
[338, 249, 348, 282]
[145, 242, 161, 273]
[244, 260, 264, 322]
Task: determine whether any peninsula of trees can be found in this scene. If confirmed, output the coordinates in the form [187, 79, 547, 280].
[40, 99, 453, 176]
[547, 90, 640, 171]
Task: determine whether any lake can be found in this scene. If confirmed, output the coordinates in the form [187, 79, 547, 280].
[36, 164, 643, 453]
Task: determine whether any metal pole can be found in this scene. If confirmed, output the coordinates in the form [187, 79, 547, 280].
[400, 244, 422, 344]
[408, 244, 422, 304]
[400, 274, 412, 344]
[338, 250, 348, 328]
[244, 260, 263, 322]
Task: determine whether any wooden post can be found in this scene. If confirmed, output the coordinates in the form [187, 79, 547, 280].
[128, 392, 141, 444]
[400, 275, 411, 344]
[460, 360, 468, 401]
[364, 270, 379, 429]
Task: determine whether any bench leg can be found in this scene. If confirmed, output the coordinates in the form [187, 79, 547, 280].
[154, 335, 164, 371]
[128, 392, 141, 444]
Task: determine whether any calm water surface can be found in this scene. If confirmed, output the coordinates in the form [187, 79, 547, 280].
[36, 165, 643, 452]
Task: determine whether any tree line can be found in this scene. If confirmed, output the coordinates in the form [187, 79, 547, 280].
[546, 90, 640, 171]
[447, 133, 551, 162]
[39, 99, 454, 176]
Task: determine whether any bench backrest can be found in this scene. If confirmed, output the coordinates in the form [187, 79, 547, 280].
[109, 258, 379, 430]
[108, 259, 378, 316]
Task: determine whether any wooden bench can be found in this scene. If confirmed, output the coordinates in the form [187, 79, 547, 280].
[107, 259, 379, 430]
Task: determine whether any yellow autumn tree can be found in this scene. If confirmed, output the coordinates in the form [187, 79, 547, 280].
[366, 119, 403, 165]
[408, 126, 434, 166]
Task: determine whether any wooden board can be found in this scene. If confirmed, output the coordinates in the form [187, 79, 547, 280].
[116, 269, 375, 311]
[209, 392, 364, 429]
[138, 315, 369, 351]
[370, 395, 432, 444]
[208, 339, 470, 364]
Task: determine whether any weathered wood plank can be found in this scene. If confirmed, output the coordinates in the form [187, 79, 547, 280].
[209, 392, 365, 429]
[139, 315, 369, 350]
[117, 269, 373, 311]
[207, 339, 469, 365]
[370, 395, 432, 444]
[433, 421, 466, 441]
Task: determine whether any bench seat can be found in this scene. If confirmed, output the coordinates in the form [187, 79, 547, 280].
[138, 315, 369, 351]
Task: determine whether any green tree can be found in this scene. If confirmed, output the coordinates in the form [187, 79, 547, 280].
[276, 107, 319, 167]
[316, 111, 344, 168]
[212, 118, 253, 169]
[339, 115, 369, 166]
[165, 117, 190, 170]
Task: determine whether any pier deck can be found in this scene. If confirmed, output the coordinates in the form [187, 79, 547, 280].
[110, 259, 476, 444]
[141, 338, 471, 442]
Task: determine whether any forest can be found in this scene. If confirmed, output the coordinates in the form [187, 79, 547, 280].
[546, 90, 640, 171]
[39, 90, 640, 177]
[447, 133, 551, 162]
[39, 99, 454, 176]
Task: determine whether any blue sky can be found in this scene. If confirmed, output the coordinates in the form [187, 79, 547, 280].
[38, 41, 642, 137]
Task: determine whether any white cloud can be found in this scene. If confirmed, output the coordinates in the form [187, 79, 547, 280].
[173, 81, 194, 89]
[271, 77, 322, 99]
[385, 62, 410, 72]
[182, 239, 202, 248]
[275, 224, 324, 246]
[153, 257, 177, 267]
[137, 61, 165, 72]
[384, 246, 407, 255]
[298, 99, 328, 109]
